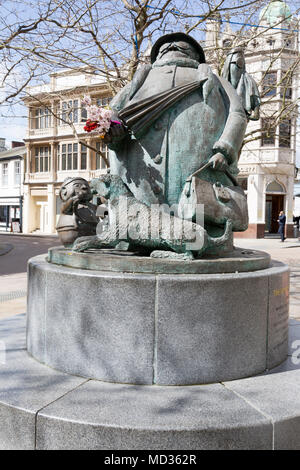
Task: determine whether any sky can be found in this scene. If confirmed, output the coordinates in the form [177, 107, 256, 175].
[0, 62, 27, 145]
[0, 107, 27, 147]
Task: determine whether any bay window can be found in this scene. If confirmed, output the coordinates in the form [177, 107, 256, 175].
[35, 107, 51, 129]
[34, 147, 51, 173]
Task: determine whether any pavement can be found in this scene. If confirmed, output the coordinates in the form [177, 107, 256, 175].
[0, 272, 27, 320]
[0, 233, 60, 320]
[0, 235, 299, 321]
[235, 237, 300, 321]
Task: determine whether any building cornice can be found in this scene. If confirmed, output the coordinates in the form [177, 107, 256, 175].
[24, 132, 97, 144]
[0, 147, 26, 160]
[23, 83, 112, 104]
[0, 155, 24, 162]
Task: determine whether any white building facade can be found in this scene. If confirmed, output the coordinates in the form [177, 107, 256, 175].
[238, 1, 298, 238]
[0, 143, 26, 232]
[23, 69, 110, 234]
[206, 0, 299, 238]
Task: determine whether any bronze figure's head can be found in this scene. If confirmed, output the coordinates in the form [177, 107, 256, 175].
[59, 177, 93, 203]
[151, 32, 205, 64]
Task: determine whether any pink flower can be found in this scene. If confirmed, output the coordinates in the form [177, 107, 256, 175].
[82, 99, 117, 137]
[87, 105, 101, 121]
[81, 95, 92, 106]
[101, 109, 113, 120]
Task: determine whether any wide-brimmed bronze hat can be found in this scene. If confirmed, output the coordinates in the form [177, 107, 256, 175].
[151, 32, 205, 64]
[62, 177, 89, 187]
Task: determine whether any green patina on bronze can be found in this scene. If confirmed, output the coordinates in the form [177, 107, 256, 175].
[108, 42, 247, 209]
[48, 246, 271, 275]
[53, 33, 261, 260]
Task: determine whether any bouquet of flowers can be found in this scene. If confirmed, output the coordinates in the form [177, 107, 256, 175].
[82, 95, 121, 138]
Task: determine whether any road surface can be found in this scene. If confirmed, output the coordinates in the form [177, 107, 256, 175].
[0, 234, 60, 275]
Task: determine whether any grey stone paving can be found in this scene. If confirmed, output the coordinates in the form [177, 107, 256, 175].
[0, 291, 27, 303]
[289, 265, 300, 320]
[2, 314, 300, 449]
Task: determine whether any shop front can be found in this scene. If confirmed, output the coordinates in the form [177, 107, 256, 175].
[0, 197, 23, 232]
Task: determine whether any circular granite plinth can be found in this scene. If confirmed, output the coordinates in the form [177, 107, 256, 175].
[47, 246, 271, 274]
[27, 254, 289, 385]
[1, 314, 300, 450]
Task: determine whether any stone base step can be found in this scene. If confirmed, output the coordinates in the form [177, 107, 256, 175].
[1, 314, 300, 449]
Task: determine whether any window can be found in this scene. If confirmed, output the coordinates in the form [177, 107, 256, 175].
[81, 105, 87, 122]
[78, 95, 112, 125]
[59, 143, 78, 170]
[0, 206, 7, 223]
[96, 141, 109, 170]
[261, 119, 276, 146]
[266, 38, 275, 47]
[61, 102, 67, 124]
[59, 142, 87, 170]
[60, 144, 66, 170]
[14, 161, 21, 185]
[81, 97, 112, 122]
[284, 38, 294, 48]
[81, 144, 87, 170]
[279, 120, 291, 148]
[96, 97, 111, 107]
[34, 147, 51, 173]
[266, 181, 285, 193]
[60, 100, 79, 124]
[280, 72, 292, 100]
[35, 107, 51, 129]
[68, 143, 77, 170]
[81, 100, 88, 122]
[261, 71, 277, 97]
[2, 163, 8, 186]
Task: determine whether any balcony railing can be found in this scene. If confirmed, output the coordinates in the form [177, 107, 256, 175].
[26, 172, 51, 183]
[26, 127, 54, 137]
[25, 168, 108, 184]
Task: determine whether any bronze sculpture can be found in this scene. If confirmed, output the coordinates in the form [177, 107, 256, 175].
[56, 177, 98, 247]
[221, 47, 261, 121]
[70, 33, 260, 258]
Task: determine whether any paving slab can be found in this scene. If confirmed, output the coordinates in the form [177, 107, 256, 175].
[0, 316, 87, 450]
[2, 315, 300, 449]
[36, 380, 273, 450]
[0, 273, 27, 294]
[223, 371, 300, 449]
[0, 298, 26, 319]
[0, 313, 26, 351]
